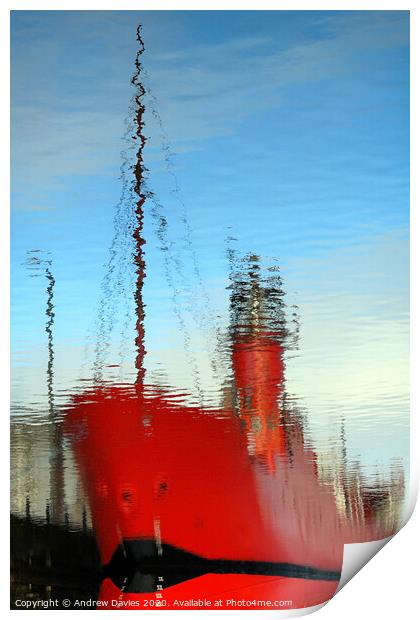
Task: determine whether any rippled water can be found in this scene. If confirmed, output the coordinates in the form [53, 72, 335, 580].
[11, 10, 409, 609]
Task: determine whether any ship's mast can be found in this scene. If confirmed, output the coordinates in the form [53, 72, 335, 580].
[24, 251, 64, 523]
[131, 25, 147, 386]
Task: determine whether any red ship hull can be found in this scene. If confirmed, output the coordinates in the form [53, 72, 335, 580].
[65, 385, 340, 610]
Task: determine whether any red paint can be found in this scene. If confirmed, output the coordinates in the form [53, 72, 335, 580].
[232, 333, 287, 471]
[65, 382, 340, 609]
[65, 313, 399, 608]
[65, 327, 342, 609]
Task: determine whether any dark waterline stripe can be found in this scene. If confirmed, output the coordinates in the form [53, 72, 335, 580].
[103, 540, 341, 592]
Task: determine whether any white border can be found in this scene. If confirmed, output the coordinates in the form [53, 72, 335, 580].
[2, 2, 417, 618]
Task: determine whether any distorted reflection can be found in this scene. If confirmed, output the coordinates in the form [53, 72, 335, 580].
[11, 13, 408, 611]
[61, 251, 404, 609]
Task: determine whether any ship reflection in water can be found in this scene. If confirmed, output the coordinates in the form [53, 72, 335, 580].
[10, 19, 407, 611]
[58, 253, 403, 609]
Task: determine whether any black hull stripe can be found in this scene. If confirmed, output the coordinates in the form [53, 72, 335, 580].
[103, 540, 341, 592]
